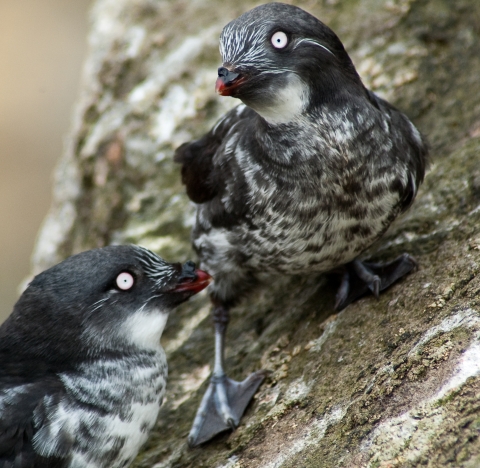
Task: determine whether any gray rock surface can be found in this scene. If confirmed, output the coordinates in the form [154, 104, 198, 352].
[31, 0, 480, 466]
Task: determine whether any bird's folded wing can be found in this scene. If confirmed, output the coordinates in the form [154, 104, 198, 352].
[174, 104, 253, 204]
[0, 379, 65, 467]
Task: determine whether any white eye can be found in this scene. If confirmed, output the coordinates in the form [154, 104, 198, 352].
[116, 272, 134, 291]
[271, 31, 288, 49]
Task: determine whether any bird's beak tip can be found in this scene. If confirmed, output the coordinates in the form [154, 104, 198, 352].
[215, 77, 229, 95]
[172, 269, 213, 294]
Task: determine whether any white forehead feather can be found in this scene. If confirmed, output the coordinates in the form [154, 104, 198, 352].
[220, 20, 283, 72]
[219, 16, 334, 71]
[133, 246, 176, 287]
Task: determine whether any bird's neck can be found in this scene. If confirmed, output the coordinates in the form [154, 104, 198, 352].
[249, 93, 374, 167]
[247, 74, 368, 130]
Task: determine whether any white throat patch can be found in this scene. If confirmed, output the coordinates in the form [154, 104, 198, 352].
[250, 73, 309, 125]
[122, 309, 169, 350]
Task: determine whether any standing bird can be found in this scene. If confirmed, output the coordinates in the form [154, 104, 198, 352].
[0, 245, 211, 467]
[175, 2, 428, 446]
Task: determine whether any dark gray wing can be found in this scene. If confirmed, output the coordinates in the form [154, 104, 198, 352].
[174, 104, 254, 204]
[0, 378, 66, 468]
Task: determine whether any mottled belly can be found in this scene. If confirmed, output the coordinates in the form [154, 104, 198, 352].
[240, 204, 396, 274]
[194, 190, 399, 278]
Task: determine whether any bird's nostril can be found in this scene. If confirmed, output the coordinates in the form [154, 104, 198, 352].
[216, 67, 240, 87]
[218, 67, 228, 77]
[183, 260, 196, 275]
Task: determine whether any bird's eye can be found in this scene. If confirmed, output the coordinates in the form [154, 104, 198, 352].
[271, 31, 288, 49]
[116, 272, 134, 291]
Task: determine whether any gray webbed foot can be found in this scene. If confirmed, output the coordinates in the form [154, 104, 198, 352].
[335, 254, 417, 311]
[188, 372, 265, 447]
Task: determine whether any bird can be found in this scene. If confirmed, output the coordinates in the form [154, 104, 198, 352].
[174, 2, 428, 446]
[0, 244, 211, 467]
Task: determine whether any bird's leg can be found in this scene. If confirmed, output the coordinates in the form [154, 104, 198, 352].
[188, 303, 265, 447]
[335, 253, 417, 311]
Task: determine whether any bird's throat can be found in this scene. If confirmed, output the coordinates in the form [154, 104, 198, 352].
[247, 74, 309, 125]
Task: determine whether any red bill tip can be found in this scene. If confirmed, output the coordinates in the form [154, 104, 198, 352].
[215, 76, 246, 96]
[173, 269, 212, 294]
[215, 77, 231, 96]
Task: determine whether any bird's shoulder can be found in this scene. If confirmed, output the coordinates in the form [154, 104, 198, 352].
[0, 376, 66, 468]
[174, 104, 255, 204]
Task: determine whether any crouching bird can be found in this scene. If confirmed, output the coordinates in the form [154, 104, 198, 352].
[0, 245, 211, 467]
[175, 2, 428, 446]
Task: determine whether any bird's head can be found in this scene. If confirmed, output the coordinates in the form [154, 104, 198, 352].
[216, 2, 364, 124]
[2, 245, 211, 365]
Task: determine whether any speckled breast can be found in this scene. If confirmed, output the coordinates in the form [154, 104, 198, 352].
[238, 178, 401, 274]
